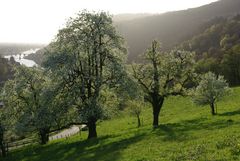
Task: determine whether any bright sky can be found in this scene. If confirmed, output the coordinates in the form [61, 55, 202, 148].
[0, 0, 218, 44]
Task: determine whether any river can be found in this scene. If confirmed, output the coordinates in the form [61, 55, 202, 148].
[4, 49, 39, 67]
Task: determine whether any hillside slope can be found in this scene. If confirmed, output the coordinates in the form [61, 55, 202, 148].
[115, 0, 240, 61]
[4, 87, 240, 161]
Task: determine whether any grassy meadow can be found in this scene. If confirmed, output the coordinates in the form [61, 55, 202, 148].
[3, 87, 240, 161]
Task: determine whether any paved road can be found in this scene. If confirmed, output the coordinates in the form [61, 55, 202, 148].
[49, 125, 86, 141]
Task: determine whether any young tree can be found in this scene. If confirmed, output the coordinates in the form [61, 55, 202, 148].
[127, 100, 143, 128]
[133, 40, 195, 128]
[192, 72, 229, 115]
[43, 11, 127, 139]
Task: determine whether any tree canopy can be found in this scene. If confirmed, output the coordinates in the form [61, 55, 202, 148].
[192, 72, 229, 115]
[133, 40, 196, 127]
[43, 11, 127, 139]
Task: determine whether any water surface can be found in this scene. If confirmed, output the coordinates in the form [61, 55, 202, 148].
[4, 49, 39, 67]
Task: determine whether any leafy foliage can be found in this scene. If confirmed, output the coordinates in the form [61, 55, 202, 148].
[1, 66, 70, 144]
[0, 93, 15, 157]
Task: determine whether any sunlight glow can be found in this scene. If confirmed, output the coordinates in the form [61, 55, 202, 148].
[0, 0, 218, 44]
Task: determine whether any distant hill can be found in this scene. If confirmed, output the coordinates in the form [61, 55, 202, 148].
[115, 0, 240, 61]
[113, 13, 153, 22]
[181, 15, 240, 57]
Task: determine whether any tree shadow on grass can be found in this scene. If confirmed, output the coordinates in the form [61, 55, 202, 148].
[152, 117, 238, 142]
[218, 109, 240, 116]
[6, 115, 240, 161]
[41, 117, 239, 161]
[8, 132, 147, 161]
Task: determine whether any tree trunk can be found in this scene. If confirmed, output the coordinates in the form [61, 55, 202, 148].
[137, 115, 141, 128]
[153, 106, 160, 128]
[39, 128, 50, 144]
[210, 102, 216, 115]
[0, 142, 6, 157]
[87, 120, 97, 139]
[0, 126, 6, 157]
[152, 96, 164, 128]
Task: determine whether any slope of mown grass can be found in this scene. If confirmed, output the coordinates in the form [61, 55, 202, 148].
[2, 87, 240, 161]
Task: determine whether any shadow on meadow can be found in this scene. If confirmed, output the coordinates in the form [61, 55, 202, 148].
[6, 132, 147, 161]
[152, 116, 238, 142]
[5, 108, 240, 161]
[218, 109, 240, 116]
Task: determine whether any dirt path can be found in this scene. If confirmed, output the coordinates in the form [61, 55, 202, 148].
[49, 125, 86, 141]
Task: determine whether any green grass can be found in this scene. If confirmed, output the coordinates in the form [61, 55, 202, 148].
[3, 87, 240, 161]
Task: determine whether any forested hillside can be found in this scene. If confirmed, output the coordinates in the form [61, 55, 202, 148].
[115, 0, 240, 61]
[181, 15, 240, 86]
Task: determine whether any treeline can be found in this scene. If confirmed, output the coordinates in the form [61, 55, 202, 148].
[181, 15, 240, 86]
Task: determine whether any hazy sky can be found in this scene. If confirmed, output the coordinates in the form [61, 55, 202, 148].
[0, 0, 218, 44]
